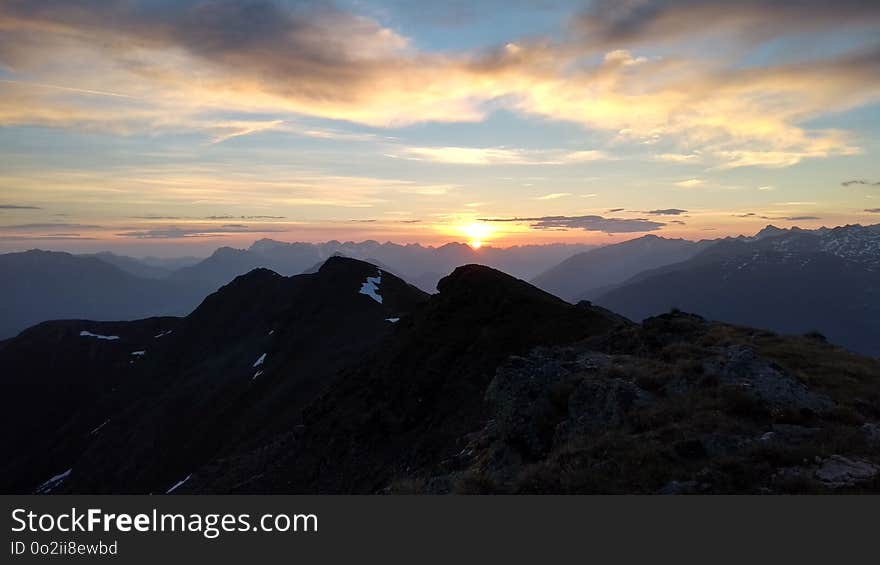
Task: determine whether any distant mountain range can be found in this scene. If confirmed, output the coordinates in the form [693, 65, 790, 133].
[531, 234, 712, 301]
[170, 239, 596, 293]
[0, 240, 592, 340]
[0, 250, 207, 340]
[592, 224, 880, 357]
[1, 224, 878, 357]
[2, 256, 878, 494]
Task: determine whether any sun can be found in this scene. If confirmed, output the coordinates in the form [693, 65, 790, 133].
[461, 222, 494, 249]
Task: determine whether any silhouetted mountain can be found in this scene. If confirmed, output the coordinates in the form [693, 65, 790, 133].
[81, 251, 175, 279]
[176, 239, 596, 294]
[532, 235, 707, 301]
[168, 246, 272, 288]
[595, 224, 880, 356]
[3, 256, 878, 495]
[0, 257, 428, 493]
[0, 250, 205, 339]
[232, 264, 624, 493]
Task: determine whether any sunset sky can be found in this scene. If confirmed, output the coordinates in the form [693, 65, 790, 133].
[1, 0, 879, 255]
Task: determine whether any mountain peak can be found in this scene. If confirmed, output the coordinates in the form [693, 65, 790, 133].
[754, 224, 787, 239]
[438, 263, 530, 294]
[317, 254, 382, 275]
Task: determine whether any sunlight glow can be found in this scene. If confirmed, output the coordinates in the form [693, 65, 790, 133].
[461, 222, 494, 249]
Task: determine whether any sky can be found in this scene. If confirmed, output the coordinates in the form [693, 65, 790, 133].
[0, 0, 879, 256]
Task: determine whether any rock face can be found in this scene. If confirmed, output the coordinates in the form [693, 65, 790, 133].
[486, 348, 623, 457]
[864, 423, 880, 446]
[409, 311, 880, 494]
[562, 377, 654, 438]
[705, 345, 834, 413]
[815, 456, 879, 488]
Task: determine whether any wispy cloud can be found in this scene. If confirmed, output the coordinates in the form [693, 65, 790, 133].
[0, 235, 96, 241]
[2, 1, 875, 169]
[646, 208, 688, 216]
[534, 193, 573, 200]
[654, 153, 700, 163]
[674, 179, 704, 188]
[398, 146, 610, 165]
[842, 179, 880, 187]
[0, 222, 101, 231]
[0, 204, 42, 210]
[478, 215, 664, 233]
[115, 225, 287, 239]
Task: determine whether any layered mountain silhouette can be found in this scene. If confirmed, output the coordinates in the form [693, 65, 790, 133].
[0, 257, 428, 493]
[2, 256, 879, 494]
[0, 241, 591, 339]
[531, 234, 709, 301]
[0, 250, 207, 339]
[594, 224, 880, 356]
[174, 239, 595, 293]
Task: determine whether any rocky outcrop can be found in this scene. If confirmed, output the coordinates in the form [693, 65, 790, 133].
[705, 345, 834, 413]
[815, 456, 879, 488]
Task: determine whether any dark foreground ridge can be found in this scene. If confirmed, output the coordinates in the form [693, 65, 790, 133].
[1, 258, 878, 494]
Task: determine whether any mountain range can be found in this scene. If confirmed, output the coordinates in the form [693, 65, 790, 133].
[2, 256, 878, 494]
[0, 241, 592, 340]
[1, 223, 878, 357]
[591, 224, 880, 356]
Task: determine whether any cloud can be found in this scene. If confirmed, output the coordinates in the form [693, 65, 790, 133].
[646, 208, 687, 215]
[674, 179, 704, 188]
[478, 215, 665, 233]
[398, 146, 610, 165]
[864, 209, 880, 213]
[0, 204, 41, 209]
[653, 153, 700, 163]
[0, 235, 96, 241]
[0, 0, 880, 172]
[842, 179, 880, 187]
[606, 208, 625, 213]
[1, 1, 877, 169]
[0, 222, 101, 231]
[534, 193, 573, 200]
[209, 120, 287, 143]
[116, 224, 287, 239]
[572, 1, 880, 48]
[733, 212, 820, 221]
[204, 215, 287, 220]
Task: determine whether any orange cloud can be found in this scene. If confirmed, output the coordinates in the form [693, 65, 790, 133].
[0, 1, 878, 170]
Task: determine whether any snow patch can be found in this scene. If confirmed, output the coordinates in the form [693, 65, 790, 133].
[35, 468, 72, 494]
[359, 271, 383, 304]
[385, 317, 400, 323]
[131, 350, 146, 356]
[252, 370, 263, 381]
[154, 330, 173, 339]
[80, 331, 119, 341]
[165, 474, 192, 494]
[90, 419, 110, 435]
[252, 353, 267, 368]
[268, 330, 275, 336]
